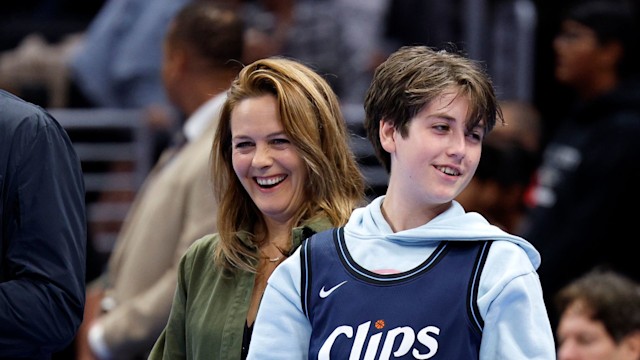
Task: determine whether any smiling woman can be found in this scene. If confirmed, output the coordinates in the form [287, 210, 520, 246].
[230, 94, 307, 226]
[148, 56, 366, 360]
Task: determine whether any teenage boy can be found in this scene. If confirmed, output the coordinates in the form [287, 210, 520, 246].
[248, 45, 555, 359]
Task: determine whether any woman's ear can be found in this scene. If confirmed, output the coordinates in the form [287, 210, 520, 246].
[379, 119, 396, 153]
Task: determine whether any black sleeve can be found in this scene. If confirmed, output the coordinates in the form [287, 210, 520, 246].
[0, 109, 87, 357]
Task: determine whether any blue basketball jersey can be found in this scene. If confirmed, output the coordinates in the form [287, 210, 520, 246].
[300, 227, 492, 360]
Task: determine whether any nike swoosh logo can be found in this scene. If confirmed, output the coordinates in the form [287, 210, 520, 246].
[319, 281, 348, 298]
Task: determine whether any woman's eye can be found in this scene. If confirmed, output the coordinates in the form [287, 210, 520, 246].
[234, 141, 253, 149]
[271, 138, 290, 146]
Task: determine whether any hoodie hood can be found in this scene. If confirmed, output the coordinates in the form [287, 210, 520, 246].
[345, 196, 541, 268]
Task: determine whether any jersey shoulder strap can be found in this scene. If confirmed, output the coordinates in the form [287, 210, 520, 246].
[300, 227, 340, 318]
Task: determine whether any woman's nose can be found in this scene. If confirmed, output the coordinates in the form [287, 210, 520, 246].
[252, 143, 273, 168]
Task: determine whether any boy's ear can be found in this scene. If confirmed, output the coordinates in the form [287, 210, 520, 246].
[379, 119, 396, 153]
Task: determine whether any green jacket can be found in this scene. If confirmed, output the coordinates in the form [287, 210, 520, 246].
[148, 216, 332, 359]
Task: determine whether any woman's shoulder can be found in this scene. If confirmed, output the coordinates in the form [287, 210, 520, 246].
[183, 233, 221, 261]
[302, 214, 334, 233]
[179, 233, 223, 281]
[294, 215, 334, 244]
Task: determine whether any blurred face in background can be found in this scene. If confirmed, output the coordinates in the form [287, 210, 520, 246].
[557, 301, 640, 360]
[553, 20, 602, 88]
[161, 22, 181, 107]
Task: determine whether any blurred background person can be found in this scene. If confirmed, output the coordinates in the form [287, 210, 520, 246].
[67, 0, 188, 109]
[0, 0, 104, 108]
[0, 0, 103, 50]
[518, 0, 640, 330]
[555, 268, 640, 360]
[75, 2, 245, 359]
[0, 89, 86, 359]
[456, 100, 542, 233]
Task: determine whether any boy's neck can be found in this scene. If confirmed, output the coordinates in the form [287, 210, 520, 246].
[381, 194, 452, 232]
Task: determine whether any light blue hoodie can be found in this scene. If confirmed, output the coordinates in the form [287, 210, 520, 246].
[248, 197, 556, 359]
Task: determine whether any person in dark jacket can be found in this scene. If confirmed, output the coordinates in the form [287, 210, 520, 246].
[0, 88, 86, 358]
[519, 0, 640, 331]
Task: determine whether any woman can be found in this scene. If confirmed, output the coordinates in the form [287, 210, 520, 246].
[148, 57, 366, 359]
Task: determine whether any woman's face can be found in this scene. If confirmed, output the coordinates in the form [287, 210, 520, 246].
[230, 94, 308, 225]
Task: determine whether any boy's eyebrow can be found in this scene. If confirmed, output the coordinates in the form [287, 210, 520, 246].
[467, 121, 487, 135]
[471, 120, 486, 128]
[427, 113, 486, 132]
[426, 113, 458, 122]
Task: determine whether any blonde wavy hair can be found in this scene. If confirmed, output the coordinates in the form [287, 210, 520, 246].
[211, 57, 365, 272]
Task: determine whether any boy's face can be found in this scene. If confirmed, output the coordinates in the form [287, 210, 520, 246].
[381, 90, 483, 208]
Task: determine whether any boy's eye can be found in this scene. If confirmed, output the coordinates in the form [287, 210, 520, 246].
[433, 124, 450, 132]
[469, 131, 483, 142]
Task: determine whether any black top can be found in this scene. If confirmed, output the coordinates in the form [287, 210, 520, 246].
[0, 89, 86, 358]
[520, 76, 640, 328]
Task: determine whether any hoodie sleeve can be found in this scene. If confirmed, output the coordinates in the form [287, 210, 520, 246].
[477, 241, 555, 359]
